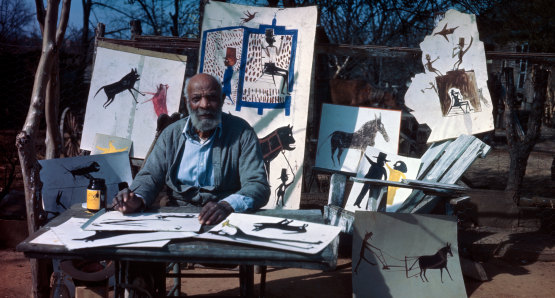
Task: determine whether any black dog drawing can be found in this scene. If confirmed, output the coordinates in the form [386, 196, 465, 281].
[94, 68, 145, 108]
[62, 161, 100, 180]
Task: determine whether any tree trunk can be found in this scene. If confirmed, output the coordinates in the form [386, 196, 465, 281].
[502, 66, 550, 204]
[45, 58, 62, 159]
[16, 0, 71, 296]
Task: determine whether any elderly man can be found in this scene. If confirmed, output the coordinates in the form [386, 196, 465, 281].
[113, 73, 270, 225]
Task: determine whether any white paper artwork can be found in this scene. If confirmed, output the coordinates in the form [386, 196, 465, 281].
[91, 133, 132, 155]
[197, 213, 341, 254]
[353, 212, 466, 298]
[50, 217, 194, 250]
[30, 219, 170, 248]
[38, 152, 132, 217]
[81, 41, 187, 158]
[199, 2, 318, 209]
[83, 211, 201, 232]
[405, 9, 494, 143]
[315, 104, 402, 173]
[345, 147, 421, 212]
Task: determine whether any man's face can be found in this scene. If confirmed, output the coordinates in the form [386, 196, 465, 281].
[186, 74, 223, 132]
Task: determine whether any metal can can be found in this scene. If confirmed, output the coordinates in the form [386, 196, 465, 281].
[87, 178, 106, 212]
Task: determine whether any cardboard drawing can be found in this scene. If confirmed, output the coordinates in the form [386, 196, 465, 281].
[38, 152, 132, 217]
[81, 41, 187, 158]
[197, 213, 341, 254]
[91, 133, 132, 155]
[50, 217, 194, 250]
[345, 147, 421, 212]
[83, 211, 201, 232]
[353, 212, 466, 298]
[315, 104, 402, 173]
[199, 2, 318, 209]
[405, 9, 494, 142]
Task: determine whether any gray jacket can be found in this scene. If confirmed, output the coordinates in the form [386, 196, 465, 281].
[131, 113, 270, 210]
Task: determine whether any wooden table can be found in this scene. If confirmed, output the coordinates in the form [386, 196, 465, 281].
[17, 205, 339, 297]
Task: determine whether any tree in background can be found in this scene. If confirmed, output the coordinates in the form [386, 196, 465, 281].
[15, 1, 71, 296]
[0, 0, 35, 43]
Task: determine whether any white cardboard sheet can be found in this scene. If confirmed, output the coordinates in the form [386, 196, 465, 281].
[83, 211, 201, 232]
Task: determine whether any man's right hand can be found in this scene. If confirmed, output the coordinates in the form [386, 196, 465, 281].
[112, 188, 144, 214]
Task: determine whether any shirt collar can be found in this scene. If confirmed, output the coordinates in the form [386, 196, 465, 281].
[183, 117, 222, 141]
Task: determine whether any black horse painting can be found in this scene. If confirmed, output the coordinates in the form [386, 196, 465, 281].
[319, 114, 390, 166]
[258, 125, 295, 176]
[409, 243, 454, 283]
[94, 68, 145, 108]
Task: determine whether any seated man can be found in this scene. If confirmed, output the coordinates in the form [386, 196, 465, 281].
[113, 73, 270, 225]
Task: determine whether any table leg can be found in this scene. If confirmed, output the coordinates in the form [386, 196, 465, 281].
[239, 265, 254, 298]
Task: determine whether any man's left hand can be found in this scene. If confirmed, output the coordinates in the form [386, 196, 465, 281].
[199, 201, 234, 225]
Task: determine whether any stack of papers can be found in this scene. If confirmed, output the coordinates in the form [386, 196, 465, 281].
[31, 212, 341, 254]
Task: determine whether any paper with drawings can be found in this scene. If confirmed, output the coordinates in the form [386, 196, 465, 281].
[83, 211, 201, 232]
[197, 213, 341, 254]
[30, 226, 170, 248]
[50, 217, 194, 250]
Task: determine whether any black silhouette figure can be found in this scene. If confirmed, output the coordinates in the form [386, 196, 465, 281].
[448, 89, 471, 114]
[354, 231, 389, 274]
[434, 23, 458, 42]
[353, 153, 389, 209]
[258, 125, 295, 176]
[55, 190, 66, 210]
[275, 168, 294, 207]
[94, 68, 145, 108]
[62, 162, 100, 180]
[260, 29, 289, 94]
[425, 54, 443, 76]
[409, 243, 454, 283]
[253, 219, 307, 233]
[452, 37, 473, 70]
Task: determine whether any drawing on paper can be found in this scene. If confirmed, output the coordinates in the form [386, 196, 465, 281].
[141, 83, 169, 117]
[253, 219, 307, 233]
[94, 68, 144, 108]
[352, 212, 466, 297]
[62, 161, 100, 180]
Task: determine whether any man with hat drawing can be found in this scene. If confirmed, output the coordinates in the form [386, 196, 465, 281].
[222, 47, 237, 104]
[354, 152, 389, 208]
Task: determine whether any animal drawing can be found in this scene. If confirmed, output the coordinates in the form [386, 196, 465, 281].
[258, 125, 295, 176]
[241, 10, 257, 24]
[94, 68, 145, 108]
[434, 23, 458, 42]
[253, 219, 307, 233]
[409, 243, 454, 283]
[142, 83, 169, 117]
[319, 114, 390, 166]
[62, 161, 100, 180]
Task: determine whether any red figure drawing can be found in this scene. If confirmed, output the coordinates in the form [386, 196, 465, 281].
[142, 84, 169, 117]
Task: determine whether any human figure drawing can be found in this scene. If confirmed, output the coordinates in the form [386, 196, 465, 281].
[222, 47, 237, 104]
[354, 231, 389, 274]
[261, 28, 290, 95]
[385, 161, 408, 206]
[353, 152, 389, 209]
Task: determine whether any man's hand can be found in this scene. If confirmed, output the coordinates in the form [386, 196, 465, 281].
[199, 201, 234, 225]
[111, 188, 144, 214]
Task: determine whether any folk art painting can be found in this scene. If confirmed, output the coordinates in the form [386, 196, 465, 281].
[345, 147, 421, 212]
[200, 2, 318, 209]
[38, 152, 133, 217]
[81, 41, 187, 158]
[198, 213, 341, 254]
[353, 212, 466, 297]
[315, 104, 402, 173]
[405, 9, 494, 142]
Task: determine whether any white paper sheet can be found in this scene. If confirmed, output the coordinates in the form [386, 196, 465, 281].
[30, 228, 170, 248]
[50, 217, 194, 250]
[197, 213, 340, 254]
[83, 211, 201, 232]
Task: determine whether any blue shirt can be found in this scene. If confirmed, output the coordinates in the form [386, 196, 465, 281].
[176, 118, 254, 212]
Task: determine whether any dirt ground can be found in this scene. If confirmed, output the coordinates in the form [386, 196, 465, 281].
[0, 130, 554, 297]
[1, 248, 554, 297]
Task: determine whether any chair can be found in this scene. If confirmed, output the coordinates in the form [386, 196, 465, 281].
[323, 134, 491, 234]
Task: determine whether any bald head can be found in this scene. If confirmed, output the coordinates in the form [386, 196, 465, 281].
[186, 73, 224, 133]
